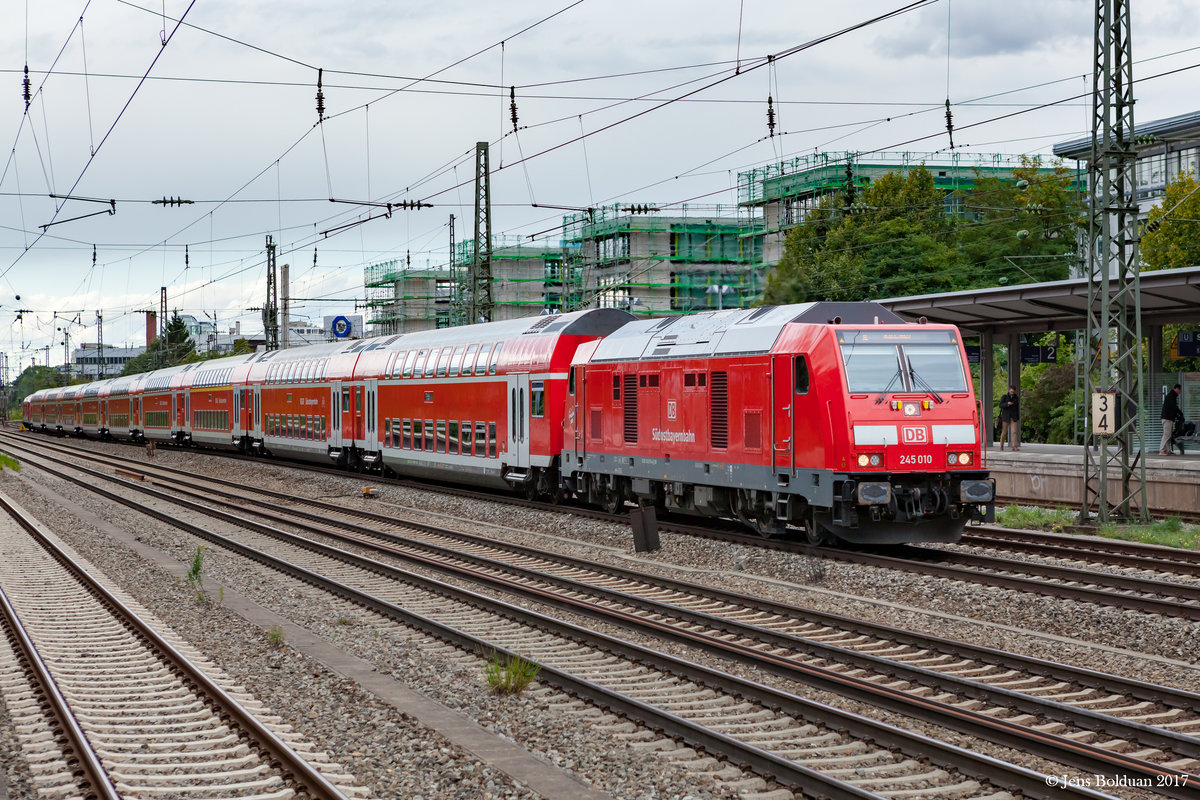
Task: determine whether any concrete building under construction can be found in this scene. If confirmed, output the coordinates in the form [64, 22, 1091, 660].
[736, 149, 1062, 266]
[362, 150, 1059, 333]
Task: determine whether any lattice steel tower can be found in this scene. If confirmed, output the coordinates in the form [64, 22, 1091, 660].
[263, 235, 280, 351]
[1082, 0, 1148, 523]
[469, 142, 493, 323]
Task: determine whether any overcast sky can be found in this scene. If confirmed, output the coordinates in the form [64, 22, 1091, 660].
[2, 0, 1199, 370]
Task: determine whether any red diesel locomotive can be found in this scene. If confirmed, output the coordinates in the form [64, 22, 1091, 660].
[562, 302, 993, 543]
[23, 302, 994, 544]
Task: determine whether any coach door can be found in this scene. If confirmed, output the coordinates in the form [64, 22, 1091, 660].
[509, 373, 531, 468]
[253, 388, 262, 437]
[771, 354, 794, 475]
[365, 380, 377, 448]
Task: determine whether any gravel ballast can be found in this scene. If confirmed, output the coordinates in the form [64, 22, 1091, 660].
[3, 435, 1198, 799]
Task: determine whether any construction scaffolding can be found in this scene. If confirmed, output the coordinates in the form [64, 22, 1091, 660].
[363, 204, 768, 331]
[363, 258, 455, 333]
[738, 150, 1063, 265]
[560, 203, 765, 316]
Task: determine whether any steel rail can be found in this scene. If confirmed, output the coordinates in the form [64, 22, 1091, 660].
[135, 469, 1200, 712]
[0, 492, 351, 800]
[962, 526, 1200, 576]
[0, 580, 120, 800]
[148, 473, 1200, 764]
[6, 431, 1200, 617]
[3, 441, 1119, 800]
[9, 431, 1200, 705]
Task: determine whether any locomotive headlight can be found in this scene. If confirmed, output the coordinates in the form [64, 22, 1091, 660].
[869, 454, 882, 466]
[958, 452, 972, 465]
[857, 453, 870, 467]
[948, 453, 960, 465]
[857, 453, 883, 468]
[947, 451, 973, 466]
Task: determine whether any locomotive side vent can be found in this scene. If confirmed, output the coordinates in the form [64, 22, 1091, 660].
[710, 372, 728, 449]
[590, 409, 601, 440]
[623, 374, 638, 444]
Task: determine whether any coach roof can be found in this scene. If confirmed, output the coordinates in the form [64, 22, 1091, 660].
[589, 302, 903, 362]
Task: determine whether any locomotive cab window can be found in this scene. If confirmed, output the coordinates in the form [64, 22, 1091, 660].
[903, 344, 968, 392]
[841, 343, 903, 393]
[794, 356, 810, 394]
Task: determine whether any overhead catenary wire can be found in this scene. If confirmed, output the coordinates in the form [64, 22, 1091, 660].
[0, 0, 199, 282]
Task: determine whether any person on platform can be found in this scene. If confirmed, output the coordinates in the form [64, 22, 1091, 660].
[999, 385, 1020, 451]
[1160, 383, 1183, 455]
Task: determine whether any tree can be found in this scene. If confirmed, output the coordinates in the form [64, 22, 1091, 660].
[1141, 172, 1200, 272]
[1141, 173, 1200, 374]
[120, 313, 197, 375]
[8, 364, 70, 412]
[763, 158, 1083, 304]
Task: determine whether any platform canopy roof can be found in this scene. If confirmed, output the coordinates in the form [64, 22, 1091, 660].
[877, 266, 1200, 335]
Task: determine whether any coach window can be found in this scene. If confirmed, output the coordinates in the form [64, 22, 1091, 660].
[412, 419, 423, 450]
[794, 356, 810, 395]
[448, 421, 459, 454]
[531, 381, 545, 418]
[461, 421, 472, 455]
[475, 421, 487, 455]
[487, 422, 498, 457]
[402, 419, 412, 449]
[436, 420, 447, 452]
[436, 348, 452, 377]
[402, 350, 419, 378]
[384, 418, 392, 447]
[424, 419, 435, 451]
[474, 344, 492, 375]
[462, 345, 478, 376]
[420, 348, 436, 377]
[488, 343, 503, 375]
[449, 346, 466, 377]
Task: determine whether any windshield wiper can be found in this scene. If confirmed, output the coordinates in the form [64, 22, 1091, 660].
[875, 371, 903, 404]
[908, 366, 944, 404]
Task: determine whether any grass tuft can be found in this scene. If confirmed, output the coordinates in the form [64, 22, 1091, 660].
[995, 505, 1077, 532]
[0, 452, 20, 472]
[485, 651, 541, 695]
[267, 626, 285, 648]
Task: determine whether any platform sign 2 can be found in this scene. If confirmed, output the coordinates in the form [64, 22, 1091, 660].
[1091, 391, 1118, 435]
[964, 345, 980, 364]
[1021, 345, 1058, 364]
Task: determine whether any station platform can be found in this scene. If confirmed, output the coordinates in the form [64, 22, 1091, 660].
[984, 443, 1200, 516]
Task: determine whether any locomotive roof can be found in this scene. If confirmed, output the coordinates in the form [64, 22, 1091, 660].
[588, 302, 904, 362]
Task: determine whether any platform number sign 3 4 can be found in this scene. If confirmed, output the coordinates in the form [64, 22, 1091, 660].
[1091, 391, 1117, 436]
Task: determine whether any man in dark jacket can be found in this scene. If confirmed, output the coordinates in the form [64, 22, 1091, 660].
[1161, 383, 1183, 455]
[999, 385, 1020, 451]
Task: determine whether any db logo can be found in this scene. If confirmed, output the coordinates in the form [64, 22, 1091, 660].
[902, 426, 928, 444]
[666, 400, 677, 420]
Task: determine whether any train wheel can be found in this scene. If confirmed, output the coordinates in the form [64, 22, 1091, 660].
[804, 510, 832, 546]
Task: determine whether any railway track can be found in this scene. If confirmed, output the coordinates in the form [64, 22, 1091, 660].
[960, 526, 1200, 578]
[0, 491, 359, 800]
[6, 435, 1196, 797]
[3, 435, 1134, 798]
[10, 430, 1200, 624]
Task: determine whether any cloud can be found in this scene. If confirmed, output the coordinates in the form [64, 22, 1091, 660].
[875, 1, 1090, 60]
